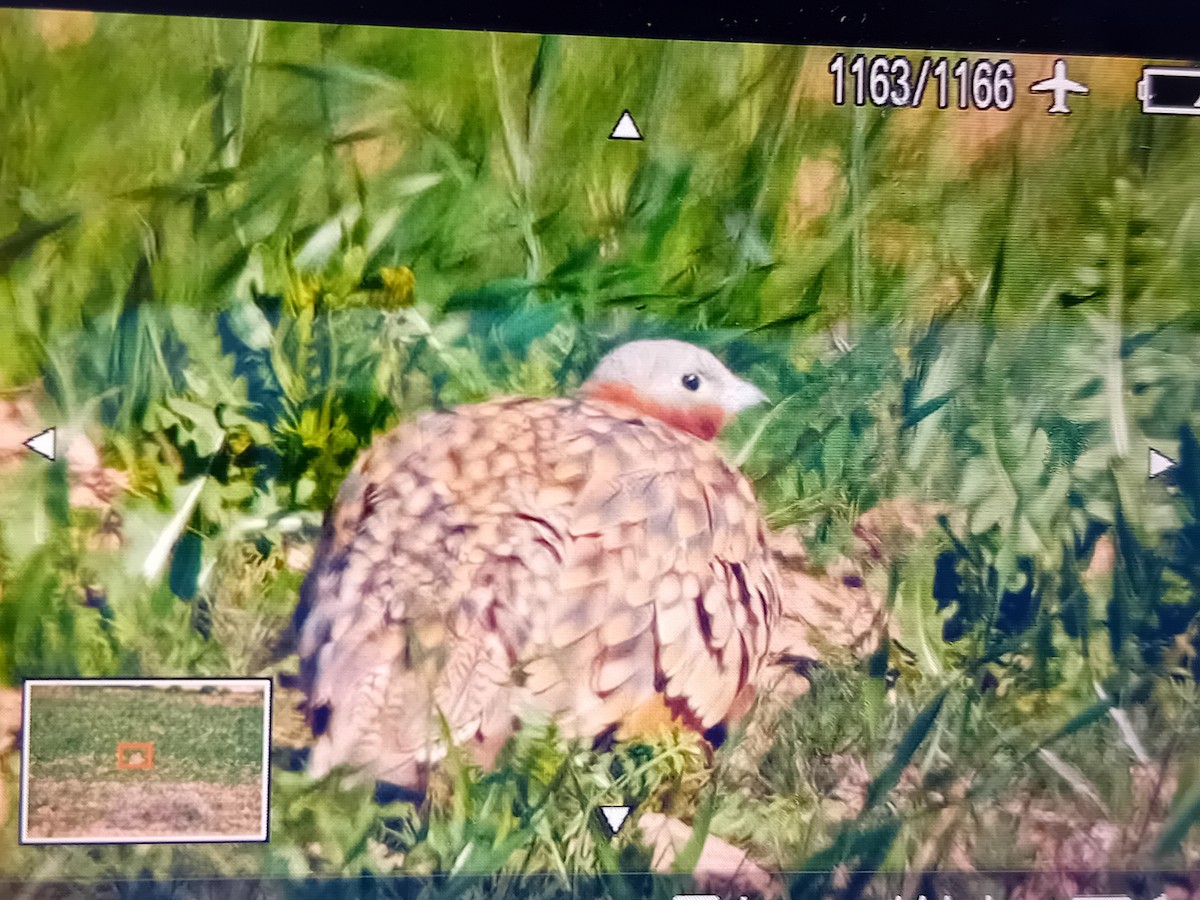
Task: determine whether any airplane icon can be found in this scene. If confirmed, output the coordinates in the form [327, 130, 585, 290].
[1030, 59, 1089, 114]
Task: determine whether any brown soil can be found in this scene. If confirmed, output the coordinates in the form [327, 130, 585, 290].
[188, 691, 267, 708]
[25, 778, 263, 840]
[29, 685, 265, 708]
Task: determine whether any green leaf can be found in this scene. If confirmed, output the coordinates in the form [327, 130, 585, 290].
[893, 554, 947, 676]
[903, 392, 954, 429]
[672, 791, 717, 874]
[1157, 779, 1200, 859]
[169, 532, 204, 601]
[792, 818, 902, 900]
[163, 397, 227, 457]
[752, 270, 825, 335]
[45, 460, 71, 528]
[494, 305, 561, 356]
[224, 297, 275, 351]
[864, 689, 947, 810]
[0, 548, 62, 681]
[150, 577, 175, 618]
[445, 278, 536, 312]
[264, 60, 406, 93]
[1036, 696, 1114, 748]
[528, 34, 558, 98]
[0, 213, 77, 273]
[120, 169, 239, 201]
[822, 420, 850, 482]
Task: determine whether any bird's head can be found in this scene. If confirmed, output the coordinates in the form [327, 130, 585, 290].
[579, 339, 768, 441]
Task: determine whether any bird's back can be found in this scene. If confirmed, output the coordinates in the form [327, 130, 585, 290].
[296, 395, 779, 786]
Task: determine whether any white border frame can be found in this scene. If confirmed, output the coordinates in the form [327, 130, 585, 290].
[19, 677, 273, 845]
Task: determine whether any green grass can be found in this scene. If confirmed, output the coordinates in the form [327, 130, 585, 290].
[26, 686, 265, 784]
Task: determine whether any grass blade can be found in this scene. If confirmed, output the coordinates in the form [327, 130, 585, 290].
[1157, 780, 1200, 859]
[141, 478, 207, 582]
[864, 689, 947, 810]
[0, 214, 77, 273]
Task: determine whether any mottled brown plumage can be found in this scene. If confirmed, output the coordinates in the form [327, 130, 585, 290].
[295, 340, 781, 787]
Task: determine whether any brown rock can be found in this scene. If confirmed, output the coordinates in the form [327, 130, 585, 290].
[853, 497, 949, 564]
[637, 811, 780, 898]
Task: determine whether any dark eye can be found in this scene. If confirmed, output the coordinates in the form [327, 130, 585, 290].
[681, 373, 701, 391]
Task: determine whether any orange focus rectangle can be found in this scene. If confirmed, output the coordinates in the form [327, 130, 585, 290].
[115, 742, 155, 770]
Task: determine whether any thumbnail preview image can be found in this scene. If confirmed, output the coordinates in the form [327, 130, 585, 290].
[20, 679, 270, 843]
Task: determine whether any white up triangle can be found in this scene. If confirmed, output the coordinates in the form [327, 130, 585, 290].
[23, 427, 55, 461]
[599, 804, 632, 834]
[1149, 447, 1177, 478]
[609, 110, 643, 141]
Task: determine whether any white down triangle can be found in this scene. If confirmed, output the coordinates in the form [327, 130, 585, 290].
[599, 804, 632, 834]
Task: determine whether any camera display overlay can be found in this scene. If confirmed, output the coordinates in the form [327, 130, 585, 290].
[0, 9, 1199, 899]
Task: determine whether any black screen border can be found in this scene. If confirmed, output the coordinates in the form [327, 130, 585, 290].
[4, 0, 1200, 60]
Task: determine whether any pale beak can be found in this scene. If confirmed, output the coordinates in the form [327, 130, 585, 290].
[725, 377, 769, 414]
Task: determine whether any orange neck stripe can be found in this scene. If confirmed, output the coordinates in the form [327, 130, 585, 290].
[582, 381, 725, 441]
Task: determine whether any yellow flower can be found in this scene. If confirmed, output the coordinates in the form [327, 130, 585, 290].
[287, 273, 320, 315]
[380, 266, 416, 309]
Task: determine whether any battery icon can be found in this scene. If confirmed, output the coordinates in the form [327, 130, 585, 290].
[1137, 66, 1200, 115]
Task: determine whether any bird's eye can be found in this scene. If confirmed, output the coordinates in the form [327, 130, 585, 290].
[681, 373, 701, 391]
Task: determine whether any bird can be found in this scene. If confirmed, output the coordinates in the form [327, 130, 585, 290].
[293, 338, 782, 789]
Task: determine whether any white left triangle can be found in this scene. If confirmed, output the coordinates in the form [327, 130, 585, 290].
[599, 804, 632, 834]
[609, 110, 643, 141]
[24, 427, 55, 461]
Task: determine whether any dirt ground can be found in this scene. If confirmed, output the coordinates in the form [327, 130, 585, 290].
[25, 778, 263, 840]
[184, 691, 267, 708]
[29, 685, 265, 708]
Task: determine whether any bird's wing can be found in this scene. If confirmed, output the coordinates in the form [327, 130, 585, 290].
[295, 397, 579, 782]
[535, 399, 780, 735]
[295, 396, 779, 783]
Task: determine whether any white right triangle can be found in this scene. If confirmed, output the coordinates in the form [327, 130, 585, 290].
[599, 804, 631, 834]
[609, 110, 643, 141]
[1149, 447, 1177, 478]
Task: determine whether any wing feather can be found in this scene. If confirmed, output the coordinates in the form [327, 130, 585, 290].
[295, 396, 780, 785]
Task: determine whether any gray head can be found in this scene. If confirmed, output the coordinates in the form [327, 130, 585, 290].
[581, 339, 768, 440]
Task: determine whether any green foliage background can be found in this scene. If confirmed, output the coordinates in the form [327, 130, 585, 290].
[2, 8, 1200, 894]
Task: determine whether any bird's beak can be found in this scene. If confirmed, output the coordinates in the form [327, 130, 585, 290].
[726, 377, 769, 414]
